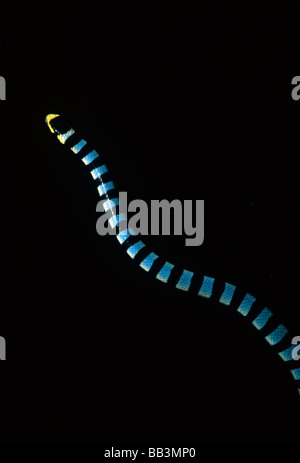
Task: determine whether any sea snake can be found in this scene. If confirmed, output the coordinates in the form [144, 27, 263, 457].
[45, 113, 300, 397]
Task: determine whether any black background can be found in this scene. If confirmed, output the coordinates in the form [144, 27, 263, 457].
[1, 3, 300, 443]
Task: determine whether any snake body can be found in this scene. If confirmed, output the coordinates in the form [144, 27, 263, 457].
[46, 113, 300, 397]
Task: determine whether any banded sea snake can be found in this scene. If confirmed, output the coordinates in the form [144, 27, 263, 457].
[45, 113, 300, 397]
